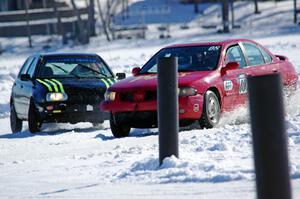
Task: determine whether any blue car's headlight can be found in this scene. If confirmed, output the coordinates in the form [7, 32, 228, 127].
[46, 92, 68, 102]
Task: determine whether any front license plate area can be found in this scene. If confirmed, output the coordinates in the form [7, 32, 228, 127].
[86, 104, 93, 111]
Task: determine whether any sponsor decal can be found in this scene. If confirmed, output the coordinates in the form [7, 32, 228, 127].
[51, 79, 65, 93]
[223, 80, 233, 91]
[44, 79, 59, 92]
[208, 46, 221, 51]
[36, 79, 53, 92]
[237, 74, 247, 94]
[107, 78, 115, 85]
[37, 79, 65, 93]
[46, 58, 98, 63]
[193, 104, 200, 112]
[101, 78, 116, 88]
[101, 79, 110, 88]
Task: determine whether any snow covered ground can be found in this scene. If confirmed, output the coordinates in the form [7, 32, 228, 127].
[1, 0, 300, 198]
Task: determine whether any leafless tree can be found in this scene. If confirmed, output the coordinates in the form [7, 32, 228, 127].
[24, 0, 32, 48]
[254, 0, 260, 14]
[88, 0, 96, 37]
[120, 0, 129, 20]
[125, 0, 129, 18]
[96, 0, 121, 41]
[53, 0, 66, 44]
[97, 0, 111, 41]
[42, 0, 51, 35]
[193, 0, 201, 13]
[222, 0, 230, 33]
[294, 0, 298, 23]
[230, 0, 235, 28]
[71, 0, 89, 44]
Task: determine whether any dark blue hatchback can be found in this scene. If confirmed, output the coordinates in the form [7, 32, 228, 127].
[10, 53, 125, 133]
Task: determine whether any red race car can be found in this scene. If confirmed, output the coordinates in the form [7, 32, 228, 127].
[101, 39, 298, 138]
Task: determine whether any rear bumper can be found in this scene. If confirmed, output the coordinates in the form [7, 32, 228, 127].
[36, 102, 109, 123]
[101, 94, 203, 120]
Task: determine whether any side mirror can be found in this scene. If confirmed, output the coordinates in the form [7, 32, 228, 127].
[116, 73, 126, 80]
[132, 67, 141, 76]
[221, 61, 239, 76]
[20, 74, 31, 81]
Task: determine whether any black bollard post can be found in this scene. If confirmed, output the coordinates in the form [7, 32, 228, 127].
[157, 57, 179, 165]
[247, 74, 292, 199]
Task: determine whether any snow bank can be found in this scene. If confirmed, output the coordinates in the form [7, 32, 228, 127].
[0, 1, 300, 198]
[113, 120, 300, 184]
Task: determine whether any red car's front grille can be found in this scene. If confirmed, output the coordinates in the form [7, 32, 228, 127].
[144, 90, 157, 101]
[120, 92, 134, 102]
[120, 90, 156, 102]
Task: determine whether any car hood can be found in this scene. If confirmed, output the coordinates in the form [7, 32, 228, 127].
[110, 71, 213, 92]
[61, 78, 113, 93]
[36, 78, 112, 94]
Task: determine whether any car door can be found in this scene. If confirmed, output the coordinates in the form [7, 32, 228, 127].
[13, 56, 34, 118]
[21, 56, 39, 117]
[258, 46, 276, 74]
[221, 44, 249, 110]
[258, 46, 291, 84]
[241, 42, 274, 76]
[236, 42, 269, 103]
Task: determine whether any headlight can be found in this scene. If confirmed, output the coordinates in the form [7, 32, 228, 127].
[46, 92, 68, 102]
[178, 87, 197, 96]
[105, 91, 116, 101]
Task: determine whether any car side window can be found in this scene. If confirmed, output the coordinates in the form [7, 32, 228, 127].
[242, 42, 265, 66]
[260, 48, 272, 63]
[225, 45, 246, 68]
[26, 57, 39, 78]
[18, 57, 34, 78]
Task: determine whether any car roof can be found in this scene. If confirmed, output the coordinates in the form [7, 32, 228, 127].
[165, 39, 256, 48]
[35, 52, 99, 58]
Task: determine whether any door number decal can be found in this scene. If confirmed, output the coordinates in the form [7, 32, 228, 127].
[237, 74, 247, 94]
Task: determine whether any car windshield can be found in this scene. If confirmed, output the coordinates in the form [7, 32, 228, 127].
[38, 57, 113, 79]
[139, 45, 222, 74]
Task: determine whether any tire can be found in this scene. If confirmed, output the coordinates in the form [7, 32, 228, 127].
[199, 90, 221, 128]
[110, 113, 130, 138]
[10, 103, 22, 133]
[28, 101, 42, 133]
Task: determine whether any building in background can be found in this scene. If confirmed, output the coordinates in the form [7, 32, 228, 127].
[0, 0, 58, 11]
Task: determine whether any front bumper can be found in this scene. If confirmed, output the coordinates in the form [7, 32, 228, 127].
[101, 94, 204, 120]
[36, 102, 109, 123]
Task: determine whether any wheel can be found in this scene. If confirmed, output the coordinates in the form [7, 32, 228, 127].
[28, 101, 42, 133]
[199, 90, 221, 128]
[109, 113, 130, 138]
[10, 102, 22, 133]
